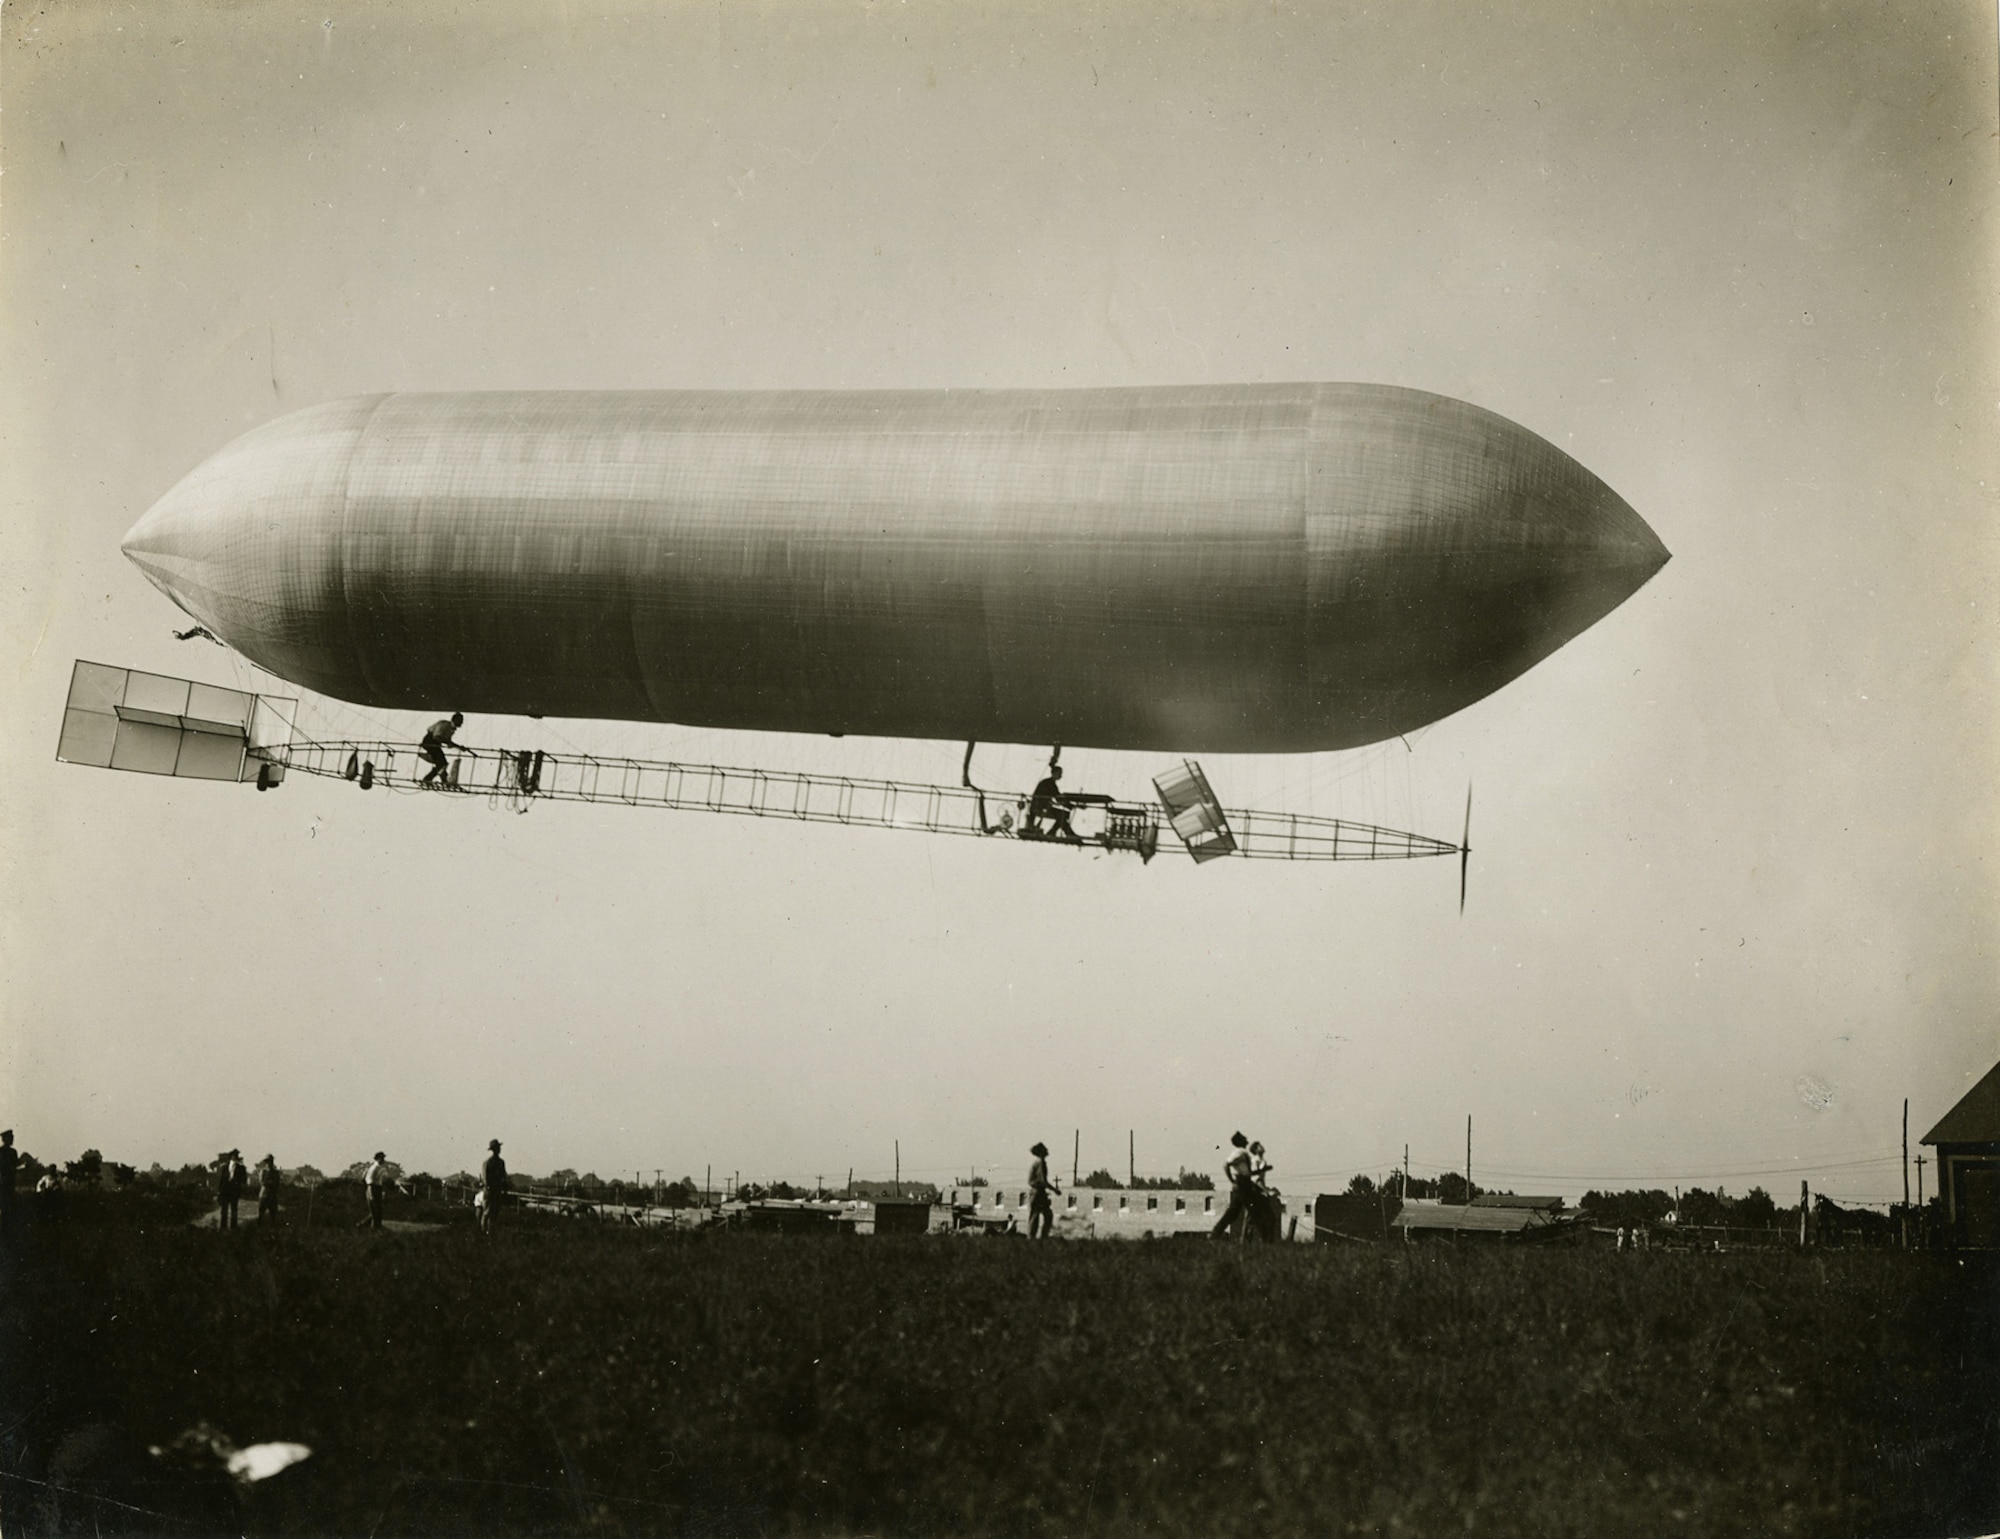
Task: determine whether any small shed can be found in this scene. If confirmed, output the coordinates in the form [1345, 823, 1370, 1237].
[1313, 1191, 1401, 1242]
[1921, 1060, 2000, 1249]
[870, 1199, 934, 1237]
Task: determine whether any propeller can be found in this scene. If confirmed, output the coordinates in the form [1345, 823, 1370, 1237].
[1459, 784, 1473, 915]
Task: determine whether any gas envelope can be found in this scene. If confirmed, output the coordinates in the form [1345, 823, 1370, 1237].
[123, 383, 1667, 753]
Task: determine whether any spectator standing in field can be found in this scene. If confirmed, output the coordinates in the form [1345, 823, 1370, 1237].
[214, 1151, 238, 1230]
[1247, 1140, 1280, 1242]
[363, 1152, 389, 1230]
[228, 1151, 249, 1226]
[419, 712, 464, 788]
[36, 1167, 64, 1226]
[0, 1129, 17, 1241]
[1211, 1132, 1254, 1240]
[256, 1155, 280, 1223]
[480, 1139, 508, 1237]
[1028, 1142, 1059, 1239]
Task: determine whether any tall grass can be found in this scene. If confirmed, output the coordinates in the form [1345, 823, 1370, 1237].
[3, 1188, 1993, 1536]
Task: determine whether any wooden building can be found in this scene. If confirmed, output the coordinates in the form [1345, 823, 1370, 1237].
[1921, 1060, 2000, 1249]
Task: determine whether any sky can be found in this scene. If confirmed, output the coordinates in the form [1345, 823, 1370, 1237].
[2, 0, 1994, 1205]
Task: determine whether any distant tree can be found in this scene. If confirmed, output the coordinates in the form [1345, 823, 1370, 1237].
[1130, 1169, 1214, 1190]
[960, 1175, 989, 1188]
[1735, 1187, 1779, 1228]
[1079, 1168, 1123, 1190]
[1580, 1189, 1673, 1229]
[1433, 1172, 1484, 1205]
[550, 1169, 581, 1191]
[1677, 1187, 1729, 1227]
[65, 1149, 105, 1185]
[289, 1164, 326, 1187]
[1346, 1173, 1378, 1198]
[111, 1162, 136, 1186]
[660, 1177, 701, 1208]
[1807, 1193, 1895, 1243]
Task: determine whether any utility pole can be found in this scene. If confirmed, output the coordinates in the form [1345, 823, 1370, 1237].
[705, 1163, 711, 1208]
[1073, 1130, 1080, 1187]
[1799, 1180, 1809, 1248]
[1916, 1154, 1927, 1217]
[1404, 1144, 1411, 1199]
[1129, 1130, 1135, 1187]
[1466, 1115, 1472, 1204]
[1903, 1098, 1911, 1249]
[894, 1140, 900, 1197]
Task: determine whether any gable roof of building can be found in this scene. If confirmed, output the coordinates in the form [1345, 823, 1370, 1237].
[1390, 1200, 1557, 1234]
[1922, 1059, 2000, 1146]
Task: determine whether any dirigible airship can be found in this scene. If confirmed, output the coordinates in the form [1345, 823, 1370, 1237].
[121, 383, 1666, 755]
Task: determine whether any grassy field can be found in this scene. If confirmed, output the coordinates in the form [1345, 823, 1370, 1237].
[2, 1185, 1994, 1537]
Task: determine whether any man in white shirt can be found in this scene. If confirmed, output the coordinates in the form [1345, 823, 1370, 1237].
[1211, 1132, 1254, 1240]
[364, 1152, 389, 1230]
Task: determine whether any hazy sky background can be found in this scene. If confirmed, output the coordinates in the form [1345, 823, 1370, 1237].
[3, 1, 1994, 1203]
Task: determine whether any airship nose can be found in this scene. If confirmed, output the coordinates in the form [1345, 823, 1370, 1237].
[1304, 387, 1669, 745]
[122, 473, 223, 626]
[121, 395, 383, 646]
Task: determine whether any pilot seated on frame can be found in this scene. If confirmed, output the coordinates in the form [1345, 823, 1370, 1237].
[1024, 766, 1081, 844]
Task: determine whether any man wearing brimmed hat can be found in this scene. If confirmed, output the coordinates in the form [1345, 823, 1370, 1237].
[1028, 1141, 1060, 1239]
[479, 1139, 509, 1236]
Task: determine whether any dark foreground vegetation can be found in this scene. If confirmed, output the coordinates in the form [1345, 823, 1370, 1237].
[2, 1184, 1994, 1537]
